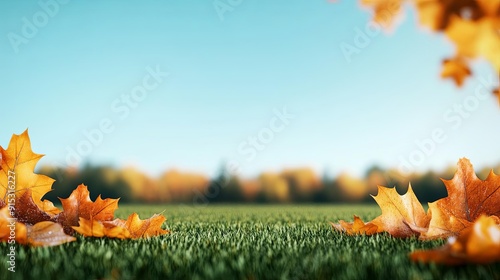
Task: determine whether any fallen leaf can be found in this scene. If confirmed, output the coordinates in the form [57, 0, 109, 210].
[331, 215, 380, 235]
[411, 215, 500, 265]
[15, 190, 54, 225]
[0, 130, 55, 209]
[72, 217, 131, 239]
[73, 212, 168, 239]
[424, 158, 500, 239]
[27, 221, 76, 247]
[59, 184, 119, 233]
[370, 185, 429, 238]
[332, 185, 429, 238]
[125, 213, 169, 238]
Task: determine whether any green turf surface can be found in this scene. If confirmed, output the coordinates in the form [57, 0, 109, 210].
[1, 205, 499, 279]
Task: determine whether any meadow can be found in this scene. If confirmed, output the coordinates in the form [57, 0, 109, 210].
[1, 205, 499, 279]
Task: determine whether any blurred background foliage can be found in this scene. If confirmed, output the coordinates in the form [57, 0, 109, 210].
[38, 163, 500, 204]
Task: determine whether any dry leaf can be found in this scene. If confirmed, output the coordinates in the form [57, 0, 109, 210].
[16, 190, 54, 225]
[440, 57, 472, 86]
[0, 130, 55, 209]
[424, 158, 500, 239]
[361, 0, 402, 29]
[331, 215, 380, 235]
[72, 217, 131, 239]
[370, 185, 429, 237]
[125, 213, 169, 238]
[27, 221, 76, 247]
[332, 185, 429, 237]
[73, 213, 168, 239]
[58, 184, 119, 233]
[411, 215, 500, 265]
[0, 131, 169, 246]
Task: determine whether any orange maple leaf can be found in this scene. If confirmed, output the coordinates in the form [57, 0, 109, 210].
[124, 213, 170, 238]
[58, 184, 119, 234]
[423, 158, 500, 238]
[361, 0, 402, 29]
[331, 215, 380, 235]
[440, 56, 472, 87]
[72, 217, 131, 239]
[411, 215, 500, 265]
[73, 213, 169, 239]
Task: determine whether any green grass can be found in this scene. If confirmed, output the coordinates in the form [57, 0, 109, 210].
[1, 205, 499, 279]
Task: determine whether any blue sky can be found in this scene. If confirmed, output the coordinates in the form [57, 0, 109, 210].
[1, 0, 499, 178]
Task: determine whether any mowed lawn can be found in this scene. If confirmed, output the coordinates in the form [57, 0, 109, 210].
[1, 205, 499, 279]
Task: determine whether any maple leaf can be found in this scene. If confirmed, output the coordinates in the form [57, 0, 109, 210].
[0, 130, 55, 209]
[411, 215, 500, 265]
[440, 57, 472, 87]
[72, 217, 131, 239]
[58, 184, 119, 234]
[333, 185, 429, 238]
[370, 185, 429, 238]
[73, 213, 169, 239]
[423, 158, 500, 239]
[331, 215, 380, 235]
[361, 0, 402, 29]
[124, 213, 169, 238]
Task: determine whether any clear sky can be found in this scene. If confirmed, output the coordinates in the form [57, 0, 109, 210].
[1, 0, 499, 178]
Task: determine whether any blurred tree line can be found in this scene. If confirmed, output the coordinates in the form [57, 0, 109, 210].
[38, 162, 500, 204]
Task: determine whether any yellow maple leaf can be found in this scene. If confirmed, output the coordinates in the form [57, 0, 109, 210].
[0, 130, 56, 210]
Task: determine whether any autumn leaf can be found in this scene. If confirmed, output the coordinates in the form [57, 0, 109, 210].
[361, 0, 402, 29]
[0, 130, 55, 209]
[370, 185, 429, 238]
[440, 56, 472, 87]
[423, 158, 500, 239]
[331, 215, 380, 235]
[58, 184, 119, 233]
[124, 213, 169, 238]
[0, 130, 170, 246]
[73, 213, 169, 239]
[16, 190, 55, 225]
[333, 185, 429, 238]
[0, 206, 27, 244]
[410, 215, 500, 265]
[27, 221, 76, 247]
[72, 217, 131, 239]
